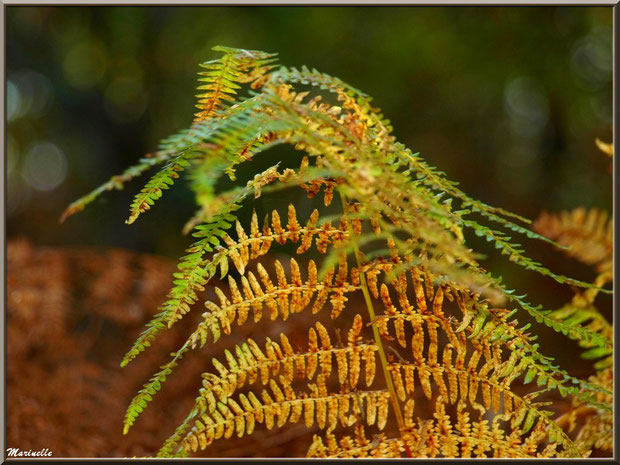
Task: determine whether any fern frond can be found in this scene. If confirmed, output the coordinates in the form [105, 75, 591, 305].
[595, 138, 613, 157]
[308, 398, 573, 458]
[272, 66, 548, 239]
[124, 207, 610, 445]
[126, 152, 196, 224]
[556, 366, 613, 453]
[224, 90, 600, 297]
[189, 254, 355, 350]
[120, 164, 284, 367]
[369, 275, 581, 455]
[123, 86, 481, 290]
[182, 376, 390, 453]
[533, 208, 613, 273]
[548, 274, 613, 371]
[66, 46, 613, 458]
[193, 46, 278, 123]
[356, 241, 611, 405]
[201, 318, 376, 401]
[123, 205, 356, 432]
[158, 316, 378, 456]
[210, 203, 351, 279]
[269, 65, 577, 253]
[378, 239, 611, 350]
[59, 150, 173, 223]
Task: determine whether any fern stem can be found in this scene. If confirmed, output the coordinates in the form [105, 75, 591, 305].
[338, 191, 412, 458]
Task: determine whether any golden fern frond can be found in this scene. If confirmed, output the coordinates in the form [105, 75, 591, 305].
[63, 46, 613, 458]
[355, 244, 610, 407]
[182, 375, 390, 453]
[189, 255, 355, 347]
[200, 317, 377, 403]
[123, 204, 610, 454]
[595, 138, 613, 157]
[371, 277, 581, 455]
[193, 46, 278, 123]
[533, 208, 612, 273]
[308, 397, 566, 458]
[157, 316, 378, 457]
[307, 424, 403, 458]
[152, 228, 597, 457]
[215, 203, 351, 277]
[123, 206, 357, 434]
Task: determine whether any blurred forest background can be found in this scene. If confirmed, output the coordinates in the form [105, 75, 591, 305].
[7, 5, 612, 327]
[5, 6, 613, 456]
[7, 6, 612, 244]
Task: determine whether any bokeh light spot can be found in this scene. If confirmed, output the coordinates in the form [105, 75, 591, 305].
[22, 142, 68, 191]
[7, 80, 22, 121]
[504, 77, 549, 138]
[62, 42, 107, 90]
[571, 27, 612, 89]
[103, 74, 148, 123]
[15, 70, 54, 117]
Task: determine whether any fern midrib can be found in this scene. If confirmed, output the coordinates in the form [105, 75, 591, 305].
[338, 191, 414, 457]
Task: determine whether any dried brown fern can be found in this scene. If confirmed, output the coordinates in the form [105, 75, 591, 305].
[7, 240, 181, 457]
[7, 240, 322, 458]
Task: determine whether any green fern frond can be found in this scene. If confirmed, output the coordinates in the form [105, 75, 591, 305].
[552, 305, 612, 369]
[59, 150, 173, 223]
[126, 152, 196, 224]
[120, 209, 237, 368]
[547, 275, 613, 371]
